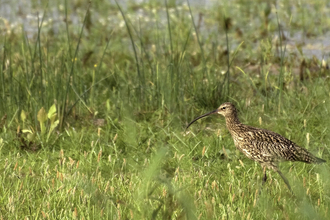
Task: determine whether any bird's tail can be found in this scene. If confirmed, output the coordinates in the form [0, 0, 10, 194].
[314, 157, 326, 164]
[295, 147, 326, 164]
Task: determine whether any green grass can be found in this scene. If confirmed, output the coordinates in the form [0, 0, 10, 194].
[0, 0, 330, 219]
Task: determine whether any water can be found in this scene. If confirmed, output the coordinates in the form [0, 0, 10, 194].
[0, 0, 329, 60]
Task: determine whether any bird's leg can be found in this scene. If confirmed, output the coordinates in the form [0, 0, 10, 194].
[276, 169, 294, 194]
[259, 166, 267, 195]
[262, 166, 267, 185]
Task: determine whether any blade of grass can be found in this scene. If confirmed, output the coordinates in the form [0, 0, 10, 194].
[36, 8, 48, 105]
[275, 7, 287, 108]
[224, 15, 230, 98]
[60, 1, 91, 129]
[115, 0, 143, 105]
[187, 0, 207, 96]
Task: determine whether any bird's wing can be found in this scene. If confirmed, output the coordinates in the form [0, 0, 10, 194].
[241, 128, 320, 163]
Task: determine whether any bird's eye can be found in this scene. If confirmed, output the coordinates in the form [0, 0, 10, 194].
[222, 107, 226, 110]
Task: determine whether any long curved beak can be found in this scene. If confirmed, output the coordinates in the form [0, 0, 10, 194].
[186, 109, 218, 129]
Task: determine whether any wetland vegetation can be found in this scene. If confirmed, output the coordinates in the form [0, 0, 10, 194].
[0, 0, 329, 219]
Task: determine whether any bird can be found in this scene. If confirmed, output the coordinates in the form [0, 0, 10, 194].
[186, 102, 326, 192]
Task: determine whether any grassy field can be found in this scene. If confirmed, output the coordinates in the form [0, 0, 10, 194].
[0, 0, 330, 219]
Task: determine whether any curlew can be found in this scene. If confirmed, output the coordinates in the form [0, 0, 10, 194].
[187, 102, 326, 192]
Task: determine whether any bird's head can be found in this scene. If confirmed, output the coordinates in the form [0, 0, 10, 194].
[186, 102, 237, 129]
[216, 102, 237, 118]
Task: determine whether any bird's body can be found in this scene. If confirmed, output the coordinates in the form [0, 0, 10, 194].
[187, 102, 326, 192]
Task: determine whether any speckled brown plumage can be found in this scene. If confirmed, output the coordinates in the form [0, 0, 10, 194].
[187, 102, 326, 192]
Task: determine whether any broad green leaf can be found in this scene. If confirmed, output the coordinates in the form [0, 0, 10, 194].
[48, 104, 57, 119]
[22, 129, 33, 134]
[37, 107, 47, 135]
[27, 133, 36, 141]
[47, 120, 59, 142]
[21, 110, 26, 122]
[49, 113, 57, 125]
[106, 99, 111, 111]
[37, 107, 47, 123]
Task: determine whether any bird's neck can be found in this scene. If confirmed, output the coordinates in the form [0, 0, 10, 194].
[225, 113, 242, 131]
